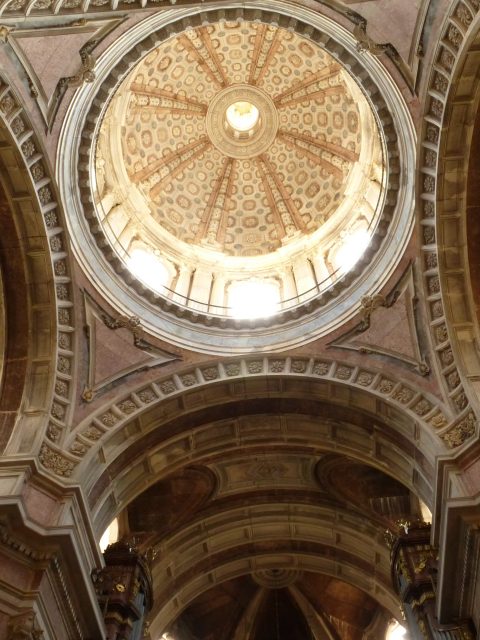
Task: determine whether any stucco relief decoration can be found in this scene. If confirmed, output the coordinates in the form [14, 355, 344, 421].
[7, 611, 44, 640]
[419, 0, 480, 426]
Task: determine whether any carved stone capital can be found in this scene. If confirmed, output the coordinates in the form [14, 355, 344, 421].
[7, 611, 44, 640]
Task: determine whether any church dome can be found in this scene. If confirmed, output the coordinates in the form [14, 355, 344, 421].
[92, 20, 384, 318]
[63, 5, 415, 352]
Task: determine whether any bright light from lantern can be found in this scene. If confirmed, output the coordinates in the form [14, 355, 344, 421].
[334, 229, 371, 273]
[99, 518, 119, 553]
[226, 101, 259, 132]
[128, 249, 169, 294]
[228, 280, 280, 319]
[420, 499, 432, 524]
[387, 621, 408, 640]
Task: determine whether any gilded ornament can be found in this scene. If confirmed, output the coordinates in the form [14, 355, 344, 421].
[10, 116, 25, 136]
[54, 260, 67, 276]
[269, 360, 285, 373]
[313, 362, 330, 376]
[378, 379, 394, 394]
[441, 412, 476, 448]
[159, 380, 176, 394]
[82, 387, 92, 404]
[439, 48, 455, 71]
[39, 444, 74, 477]
[0, 25, 14, 42]
[83, 426, 102, 441]
[431, 300, 443, 318]
[180, 374, 197, 387]
[202, 367, 218, 380]
[336, 366, 352, 380]
[100, 412, 118, 427]
[447, 24, 462, 48]
[433, 73, 448, 95]
[247, 361, 263, 374]
[423, 201, 434, 217]
[58, 356, 71, 374]
[414, 399, 432, 416]
[447, 370, 460, 390]
[454, 2, 473, 24]
[50, 235, 63, 252]
[118, 400, 137, 414]
[425, 251, 437, 269]
[56, 284, 69, 300]
[31, 162, 45, 182]
[428, 276, 440, 295]
[58, 308, 71, 325]
[392, 387, 414, 403]
[47, 423, 60, 442]
[430, 413, 447, 429]
[291, 360, 307, 373]
[138, 388, 157, 404]
[435, 324, 448, 344]
[70, 440, 88, 457]
[423, 174, 436, 193]
[38, 186, 53, 205]
[0, 94, 15, 115]
[55, 380, 69, 397]
[357, 371, 374, 386]
[21, 139, 36, 158]
[454, 392, 468, 411]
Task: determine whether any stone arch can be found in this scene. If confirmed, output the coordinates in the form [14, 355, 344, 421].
[56, 357, 452, 493]
[436, 13, 480, 414]
[418, 0, 480, 440]
[0, 85, 58, 455]
[78, 369, 446, 536]
[146, 503, 400, 635]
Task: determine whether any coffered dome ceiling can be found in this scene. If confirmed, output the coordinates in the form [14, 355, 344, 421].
[94, 19, 385, 312]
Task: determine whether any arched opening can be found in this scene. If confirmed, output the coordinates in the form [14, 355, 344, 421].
[0, 117, 56, 455]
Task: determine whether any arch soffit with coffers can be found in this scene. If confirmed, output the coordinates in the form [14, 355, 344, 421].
[436, 17, 480, 410]
[418, 0, 480, 440]
[47, 357, 454, 491]
[81, 370, 444, 530]
[0, 80, 68, 456]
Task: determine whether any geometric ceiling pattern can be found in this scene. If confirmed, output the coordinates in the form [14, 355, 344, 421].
[103, 22, 367, 258]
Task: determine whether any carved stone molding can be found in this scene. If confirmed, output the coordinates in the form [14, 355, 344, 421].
[7, 611, 44, 640]
[0, 77, 76, 456]
[46, 354, 453, 482]
[418, 0, 480, 429]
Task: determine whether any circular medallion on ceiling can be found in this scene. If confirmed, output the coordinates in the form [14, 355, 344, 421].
[61, 4, 415, 353]
[252, 568, 303, 589]
[206, 84, 278, 158]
